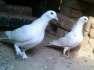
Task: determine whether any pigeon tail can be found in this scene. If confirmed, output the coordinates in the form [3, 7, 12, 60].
[48, 40, 63, 47]
[5, 31, 11, 39]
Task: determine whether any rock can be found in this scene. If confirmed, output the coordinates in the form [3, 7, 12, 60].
[91, 22, 94, 29]
[56, 15, 75, 37]
[89, 39, 94, 48]
[59, 15, 75, 31]
[89, 29, 94, 38]
[86, 17, 94, 29]
[85, 17, 94, 38]
[77, 36, 94, 59]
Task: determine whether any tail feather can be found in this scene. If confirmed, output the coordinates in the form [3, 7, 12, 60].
[0, 32, 9, 40]
[5, 31, 11, 39]
[0, 32, 12, 44]
[48, 40, 63, 46]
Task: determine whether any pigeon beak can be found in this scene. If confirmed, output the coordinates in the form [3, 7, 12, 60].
[55, 17, 58, 21]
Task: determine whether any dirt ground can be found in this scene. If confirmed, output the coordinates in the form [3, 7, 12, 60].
[0, 33, 94, 70]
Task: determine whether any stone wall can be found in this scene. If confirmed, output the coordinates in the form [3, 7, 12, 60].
[62, 0, 94, 17]
[62, 0, 82, 18]
[0, 0, 32, 17]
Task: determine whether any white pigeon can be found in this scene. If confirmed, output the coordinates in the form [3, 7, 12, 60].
[5, 10, 58, 59]
[48, 16, 88, 55]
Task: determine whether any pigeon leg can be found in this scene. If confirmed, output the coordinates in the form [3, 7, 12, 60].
[14, 44, 28, 59]
[21, 51, 28, 59]
[14, 44, 22, 56]
[19, 47, 28, 59]
[63, 47, 69, 55]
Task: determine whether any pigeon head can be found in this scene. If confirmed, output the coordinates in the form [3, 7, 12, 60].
[42, 10, 58, 21]
[79, 16, 88, 23]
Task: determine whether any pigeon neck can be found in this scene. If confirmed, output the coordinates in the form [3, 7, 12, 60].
[41, 15, 52, 22]
[39, 15, 51, 30]
[71, 20, 85, 33]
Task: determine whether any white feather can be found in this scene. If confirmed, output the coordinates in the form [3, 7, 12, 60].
[48, 16, 88, 55]
[5, 10, 58, 59]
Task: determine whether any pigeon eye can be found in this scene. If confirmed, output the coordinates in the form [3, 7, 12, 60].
[51, 12, 54, 15]
[84, 18, 87, 20]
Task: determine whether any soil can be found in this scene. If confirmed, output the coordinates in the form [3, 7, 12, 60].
[0, 34, 94, 70]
